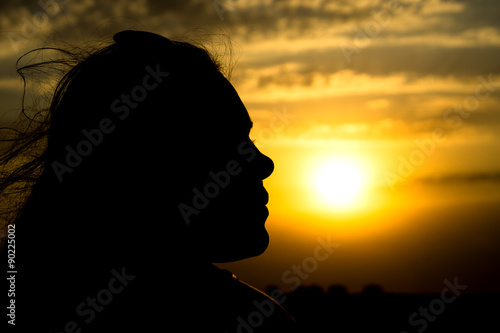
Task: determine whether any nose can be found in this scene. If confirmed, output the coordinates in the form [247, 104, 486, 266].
[256, 152, 274, 180]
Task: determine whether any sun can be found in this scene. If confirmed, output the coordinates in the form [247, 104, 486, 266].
[311, 157, 366, 210]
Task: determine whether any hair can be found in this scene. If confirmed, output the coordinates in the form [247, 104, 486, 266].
[0, 30, 234, 248]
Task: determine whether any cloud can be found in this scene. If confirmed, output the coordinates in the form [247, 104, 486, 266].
[1, 0, 499, 143]
[237, 69, 499, 102]
[237, 45, 500, 82]
[417, 171, 500, 184]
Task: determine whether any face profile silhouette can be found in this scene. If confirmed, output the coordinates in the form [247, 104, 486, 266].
[5, 30, 296, 332]
[37, 30, 273, 261]
[172, 64, 275, 263]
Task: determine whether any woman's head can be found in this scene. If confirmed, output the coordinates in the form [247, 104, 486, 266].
[2, 30, 274, 264]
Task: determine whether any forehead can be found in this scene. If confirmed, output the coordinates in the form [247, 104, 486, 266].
[208, 74, 252, 133]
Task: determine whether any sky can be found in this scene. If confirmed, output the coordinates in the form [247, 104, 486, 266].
[1, 0, 499, 294]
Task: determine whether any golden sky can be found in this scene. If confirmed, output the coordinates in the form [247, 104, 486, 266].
[1, 0, 499, 293]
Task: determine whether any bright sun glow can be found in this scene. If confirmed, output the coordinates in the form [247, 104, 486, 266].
[312, 158, 367, 210]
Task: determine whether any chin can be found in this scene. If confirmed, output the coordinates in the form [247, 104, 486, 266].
[238, 212, 270, 255]
[211, 226, 269, 263]
[200, 204, 271, 262]
[247, 226, 270, 257]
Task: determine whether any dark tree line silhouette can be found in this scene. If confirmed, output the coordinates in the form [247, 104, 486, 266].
[265, 284, 499, 333]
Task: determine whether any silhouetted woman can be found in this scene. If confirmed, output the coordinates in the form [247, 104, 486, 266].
[0, 30, 296, 332]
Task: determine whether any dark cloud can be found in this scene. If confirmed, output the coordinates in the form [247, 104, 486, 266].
[145, 0, 211, 16]
[2, 0, 500, 110]
[238, 45, 500, 89]
[347, 46, 500, 77]
[220, 0, 376, 35]
[215, 0, 500, 42]
[0, 0, 38, 12]
[418, 171, 500, 184]
[452, 0, 500, 31]
[1, 0, 499, 39]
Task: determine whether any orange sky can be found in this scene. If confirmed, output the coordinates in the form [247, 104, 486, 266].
[1, 0, 499, 293]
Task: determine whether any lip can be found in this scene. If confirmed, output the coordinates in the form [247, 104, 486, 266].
[263, 190, 269, 205]
[263, 205, 269, 218]
[234, 187, 268, 206]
